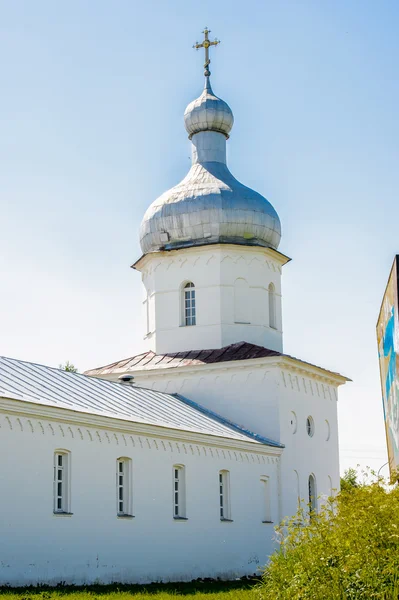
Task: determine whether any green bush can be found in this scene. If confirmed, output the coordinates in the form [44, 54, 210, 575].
[258, 478, 399, 600]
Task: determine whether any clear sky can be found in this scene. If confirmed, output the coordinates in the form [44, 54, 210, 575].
[1, 0, 398, 477]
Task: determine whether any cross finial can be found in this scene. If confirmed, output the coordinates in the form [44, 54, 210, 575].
[193, 27, 220, 77]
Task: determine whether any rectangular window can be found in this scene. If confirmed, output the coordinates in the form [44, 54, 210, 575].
[117, 458, 132, 516]
[219, 470, 231, 520]
[54, 451, 70, 514]
[184, 284, 196, 326]
[261, 476, 272, 522]
[173, 465, 186, 518]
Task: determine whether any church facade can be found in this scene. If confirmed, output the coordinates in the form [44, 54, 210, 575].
[0, 31, 348, 586]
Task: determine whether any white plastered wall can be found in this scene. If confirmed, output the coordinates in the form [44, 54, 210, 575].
[130, 360, 342, 522]
[0, 406, 281, 586]
[136, 244, 286, 355]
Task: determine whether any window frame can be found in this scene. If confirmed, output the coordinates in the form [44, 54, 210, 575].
[116, 457, 133, 518]
[53, 450, 71, 515]
[183, 282, 196, 327]
[306, 416, 315, 437]
[219, 470, 232, 521]
[173, 464, 187, 520]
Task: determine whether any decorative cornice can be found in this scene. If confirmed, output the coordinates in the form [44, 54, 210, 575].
[128, 354, 348, 387]
[132, 243, 291, 273]
[0, 397, 282, 456]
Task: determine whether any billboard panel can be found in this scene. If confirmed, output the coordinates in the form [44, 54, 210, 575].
[377, 255, 399, 477]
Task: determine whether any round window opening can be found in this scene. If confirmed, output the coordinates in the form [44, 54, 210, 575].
[306, 416, 315, 437]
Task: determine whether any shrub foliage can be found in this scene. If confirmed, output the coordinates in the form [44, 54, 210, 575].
[258, 478, 399, 600]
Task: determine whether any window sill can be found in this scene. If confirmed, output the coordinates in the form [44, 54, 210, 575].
[173, 516, 188, 521]
[262, 520, 273, 524]
[220, 518, 234, 522]
[117, 514, 135, 519]
[53, 511, 73, 517]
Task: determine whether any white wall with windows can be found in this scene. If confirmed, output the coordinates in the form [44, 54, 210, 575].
[129, 356, 343, 523]
[135, 244, 287, 355]
[0, 406, 280, 586]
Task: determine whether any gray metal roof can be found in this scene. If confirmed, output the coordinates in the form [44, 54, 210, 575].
[0, 356, 282, 447]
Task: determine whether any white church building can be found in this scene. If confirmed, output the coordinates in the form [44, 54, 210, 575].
[0, 31, 348, 586]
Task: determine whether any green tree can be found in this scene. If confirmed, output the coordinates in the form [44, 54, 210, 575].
[258, 479, 399, 600]
[59, 361, 78, 373]
[340, 467, 360, 492]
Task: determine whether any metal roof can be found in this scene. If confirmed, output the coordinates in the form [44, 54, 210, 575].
[0, 356, 282, 447]
[85, 341, 349, 382]
[85, 342, 280, 376]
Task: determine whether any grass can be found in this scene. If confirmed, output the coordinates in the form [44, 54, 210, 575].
[0, 578, 260, 600]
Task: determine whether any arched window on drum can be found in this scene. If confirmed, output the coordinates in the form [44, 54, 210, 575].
[183, 282, 196, 326]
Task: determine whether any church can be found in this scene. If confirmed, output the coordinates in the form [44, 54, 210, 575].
[0, 30, 348, 586]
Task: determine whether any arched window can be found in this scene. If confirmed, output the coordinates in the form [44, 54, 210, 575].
[173, 464, 187, 519]
[308, 474, 317, 516]
[117, 457, 133, 517]
[268, 283, 277, 329]
[54, 450, 71, 514]
[183, 282, 196, 326]
[219, 470, 232, 521]
[234, 278, 250, 323]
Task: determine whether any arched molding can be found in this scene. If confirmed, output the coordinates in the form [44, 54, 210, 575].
[234, 277, 250, 324]
[328, 475, 333, 497]
[308, 473, 317, 514]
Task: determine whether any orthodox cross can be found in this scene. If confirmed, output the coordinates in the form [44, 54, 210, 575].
[193, 28, 220, 77]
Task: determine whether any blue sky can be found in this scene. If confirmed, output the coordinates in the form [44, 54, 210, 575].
[1, 0, 398, 476]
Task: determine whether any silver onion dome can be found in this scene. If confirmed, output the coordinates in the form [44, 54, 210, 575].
[139, 76, 281, 255]
[184, 78, 234, 139]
